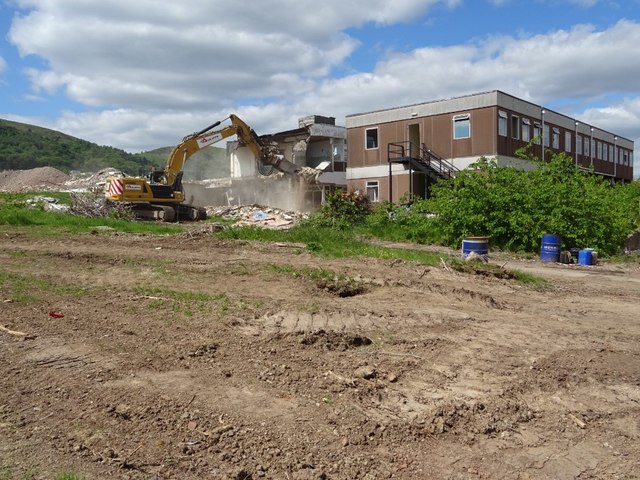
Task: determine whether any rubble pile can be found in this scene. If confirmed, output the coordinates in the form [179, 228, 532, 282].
[64, 168, 124, 192]
[207, 204, 306, 229]
[0, 167, 70, 192]
[296, 166, 322, 183]
[0, 167, 124, 193]
[69, 192, 131, 219]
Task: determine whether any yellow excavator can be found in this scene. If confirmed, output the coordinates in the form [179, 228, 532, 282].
[105, 114, 300, 221]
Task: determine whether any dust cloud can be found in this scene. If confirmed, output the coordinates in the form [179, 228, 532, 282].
[183, 175, 314, 213]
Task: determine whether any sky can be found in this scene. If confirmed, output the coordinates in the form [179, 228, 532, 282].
[1, 0, 639, 176]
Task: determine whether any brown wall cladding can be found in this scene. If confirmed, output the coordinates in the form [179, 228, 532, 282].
[350, 174, 413, 203]
[347, 101, 634, 182]
[347, 106, 499, 167]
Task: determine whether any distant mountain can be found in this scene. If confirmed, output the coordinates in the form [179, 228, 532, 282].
[0, 118, 163, 175]
[0, 119, 228, 179]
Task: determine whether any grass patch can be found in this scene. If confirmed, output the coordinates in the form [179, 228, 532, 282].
[0, 191, 72, 205]
[218, 225, 545, 286]
[217, 225, 447, 265]
[135, 287, 226, 303]
[133, 287, 250, 320]
[511, 269, 551, 289]
[55, 473, 86, 480]
[608, 251, 640, 265]
[0, 269, 87, 303]
[0, 192, 183, 235]
[0, 206, 182, 235]
[268, 264, 336, 281]
[268, 264, 366, 297]
[7, 250, 30, 258]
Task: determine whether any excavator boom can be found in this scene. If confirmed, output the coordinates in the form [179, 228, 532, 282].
[105, 114, 300, 221]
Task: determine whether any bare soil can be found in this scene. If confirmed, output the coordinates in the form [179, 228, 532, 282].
[0, 231, 639, 479]
[0, 168, 71, 192]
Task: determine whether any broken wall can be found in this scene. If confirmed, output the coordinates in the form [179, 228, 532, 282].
[183, 175, 314, 212]
[229, 144, 257, 178]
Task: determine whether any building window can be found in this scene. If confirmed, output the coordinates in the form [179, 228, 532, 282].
[366, 181, 379, 202]
[623, 150, 629, 165]
[498, 111, 507, 136]
[552, 127, 559, 149]
[522, 118, 531, 142]
[453, 114, 470, 139]
[609, 145, 614, 163]
[576, 135, 582, 155]
[591, 138, 596, 158]
[616, 146, 619, 164]
[511, 115, 519, 140]
[584, 139, 590, 157]
[543, 124, 550, 147]
[365, 128, 378, 149]
[565, 131, 572, 153]
[603, 143, 608, 161]
[597, 141, 603, 160]
[534, 123, 541, 145]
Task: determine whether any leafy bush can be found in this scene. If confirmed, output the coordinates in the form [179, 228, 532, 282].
[426, 152, 640, 256]
[363, 197, 443, 244]
[302, 190, 371, 229]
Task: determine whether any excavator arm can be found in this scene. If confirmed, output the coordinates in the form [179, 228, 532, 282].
[162, 114, 299, 187]
[105, 114, 301, 222]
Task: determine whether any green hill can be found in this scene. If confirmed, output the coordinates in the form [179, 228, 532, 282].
[0, 118, 161, 175]
[0, 119, 229, 180]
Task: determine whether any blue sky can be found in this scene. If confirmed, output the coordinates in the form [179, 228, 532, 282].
[1, 0, 639, 175]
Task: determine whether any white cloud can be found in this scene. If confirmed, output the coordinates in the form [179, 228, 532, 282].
[5, 1, 639, 177]
[306, 20, 640, 114]
[568, 0, 599, 6]
[578, 98, 640, 175]
[43, 104, 301, 152]
[9, 0, 454, 111]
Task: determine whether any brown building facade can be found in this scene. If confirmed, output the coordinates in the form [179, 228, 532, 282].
[345, 91, 634, 203]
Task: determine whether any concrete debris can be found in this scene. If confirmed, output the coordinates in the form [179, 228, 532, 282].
[464, 251, 489, 263]
[207, 204, 306, 230]
[64, 168, 125, 192]
[295, 166, 323, 184]
[25, 196, 70, 213]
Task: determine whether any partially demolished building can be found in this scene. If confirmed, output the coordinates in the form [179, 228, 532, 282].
[222, 115, 346, 211]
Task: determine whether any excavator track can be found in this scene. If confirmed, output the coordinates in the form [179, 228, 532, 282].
[130, 204, 206, 222]
[131, 204, 176, 222]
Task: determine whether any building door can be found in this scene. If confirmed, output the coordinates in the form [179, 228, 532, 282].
[408, 124, 421, 159]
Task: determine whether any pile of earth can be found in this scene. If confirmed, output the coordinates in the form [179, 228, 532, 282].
[0, 167, 70, 192]
[0, 167, 126, 193]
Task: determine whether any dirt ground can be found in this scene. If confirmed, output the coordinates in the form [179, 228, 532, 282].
[0, 230, 639, 479]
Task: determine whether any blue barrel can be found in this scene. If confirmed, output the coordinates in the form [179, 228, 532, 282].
[540, 234, 561, 262]
[462, 237, 489, 258]
[578, 249, 592, 266]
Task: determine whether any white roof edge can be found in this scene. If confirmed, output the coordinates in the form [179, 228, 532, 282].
[345, 91, 499, 128]
[345, 90, 634, 145]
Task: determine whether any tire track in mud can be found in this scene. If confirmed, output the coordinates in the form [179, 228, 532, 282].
[242, 308, 478, 341]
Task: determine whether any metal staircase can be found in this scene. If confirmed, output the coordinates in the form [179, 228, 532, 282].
[388, 141, 458, 182]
